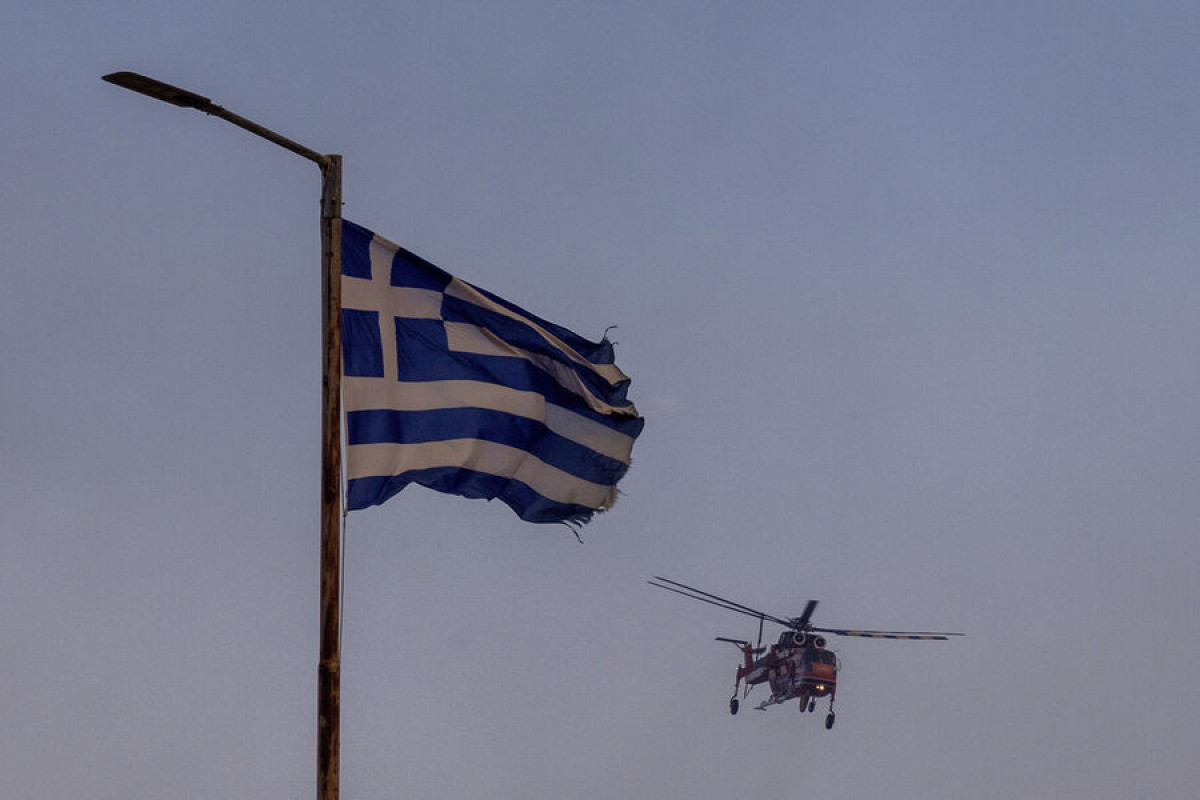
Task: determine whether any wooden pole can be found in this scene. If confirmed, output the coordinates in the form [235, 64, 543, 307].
[318, 154, 343, 800]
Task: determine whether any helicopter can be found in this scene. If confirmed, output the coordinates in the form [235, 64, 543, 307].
[649, 577, 963, 729]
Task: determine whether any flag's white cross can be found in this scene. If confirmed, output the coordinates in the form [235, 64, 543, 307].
[340, 237, 442, 383]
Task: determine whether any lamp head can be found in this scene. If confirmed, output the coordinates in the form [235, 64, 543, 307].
[102, 72, 212, 111]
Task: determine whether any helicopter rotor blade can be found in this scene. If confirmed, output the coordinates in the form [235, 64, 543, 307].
[811, 626, 965, 641]
[648, 577, 792, 627]
[792, 599, 819, 629]
[648, 581, 777, 625]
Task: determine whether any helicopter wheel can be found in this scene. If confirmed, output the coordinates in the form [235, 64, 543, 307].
[824, 713, 835, 730]
[808, 699, 816, 712]
[729, 697, 739, 715]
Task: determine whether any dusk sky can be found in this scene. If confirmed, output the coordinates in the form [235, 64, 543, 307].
[4, 3, 1199, 798]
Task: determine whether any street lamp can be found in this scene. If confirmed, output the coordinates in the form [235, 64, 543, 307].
[103, 71, 344, 800]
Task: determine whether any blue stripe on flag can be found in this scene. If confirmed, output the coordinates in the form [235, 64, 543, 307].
[346, 407, 632, 487]
[465, 283, 616, 365]
[346, 470, 599, 526]
[439, 298, 633, 407]
[390, 247, 452, 292]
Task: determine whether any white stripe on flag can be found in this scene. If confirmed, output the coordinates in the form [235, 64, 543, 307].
[342, 377, 636, 464]
[443, 322, 636, 417]
[346, 439, 618, 509]
[445, 277, 630, 387]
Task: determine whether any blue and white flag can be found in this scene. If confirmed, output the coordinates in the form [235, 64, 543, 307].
[341, 220, 644, 525]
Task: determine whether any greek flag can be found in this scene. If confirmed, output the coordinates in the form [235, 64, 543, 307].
[341, 220, 644, 525]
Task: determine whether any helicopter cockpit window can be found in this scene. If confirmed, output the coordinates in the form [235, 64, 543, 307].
[813, 650, 836, 665]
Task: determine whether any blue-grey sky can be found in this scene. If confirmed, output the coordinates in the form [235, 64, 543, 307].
[4, 3, 1199, 798]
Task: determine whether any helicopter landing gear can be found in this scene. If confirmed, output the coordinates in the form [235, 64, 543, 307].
[825, 712, 835, 729]
[808, 698, 816, 712]
[729, 696, 739, 715]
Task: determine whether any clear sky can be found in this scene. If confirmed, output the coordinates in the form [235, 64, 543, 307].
[4, 2, 1199, 798]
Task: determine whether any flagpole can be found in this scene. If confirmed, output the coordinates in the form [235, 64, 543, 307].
[102, 72, 344, 800]
[317, 154, 343, 800]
